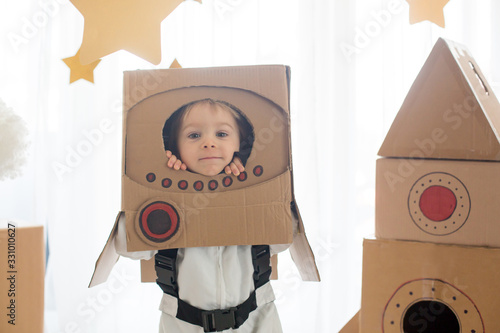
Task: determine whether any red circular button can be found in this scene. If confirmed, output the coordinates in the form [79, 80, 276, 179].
[162, 178, 172, 188]
[139, 201, 179, 242]
[194, 181, 204, 191]
[223, 176, 233, 187]
[208, 180, 218, 191]
[146, 173, 156, 182]
[237, 171, 247, 182]
[253, 165, 263, 177]
[178, 180, 188, 190]
[419, 186, 457, 222]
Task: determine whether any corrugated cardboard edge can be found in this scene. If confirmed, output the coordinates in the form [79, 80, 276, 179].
[338, 310, 360, 333]
[88, 212, 121, 288]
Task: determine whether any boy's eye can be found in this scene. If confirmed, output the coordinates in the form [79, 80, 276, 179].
[188, 133, 200, 139]
[216, 132, 228, 138]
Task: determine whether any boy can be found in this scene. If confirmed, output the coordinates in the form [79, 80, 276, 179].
[116, 99, 288, 333]
[162, 98, 251, 177]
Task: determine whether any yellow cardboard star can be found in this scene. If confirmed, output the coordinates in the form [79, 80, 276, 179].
[70, 0, 185, 65]
[406, 0, 450, 28]
[169, 58, 182, 68]
[62, 49, 101, 84]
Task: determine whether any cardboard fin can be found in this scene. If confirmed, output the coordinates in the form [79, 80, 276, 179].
[88, 212, 122, 288]
[378, 38, 500, 161]
[289, 203, 321, 281]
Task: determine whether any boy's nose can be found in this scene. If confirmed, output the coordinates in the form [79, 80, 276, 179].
[202, 137, 216, 148]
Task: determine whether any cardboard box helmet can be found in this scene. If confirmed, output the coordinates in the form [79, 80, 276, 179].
[90, 65, 320, 286]
[123, 67, 295, 251]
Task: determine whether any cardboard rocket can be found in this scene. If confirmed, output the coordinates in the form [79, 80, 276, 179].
[340, 38, 500, 332]
[90, 65, 320, 287]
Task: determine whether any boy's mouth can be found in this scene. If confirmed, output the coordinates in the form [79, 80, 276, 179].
[199, 156, 222, 161]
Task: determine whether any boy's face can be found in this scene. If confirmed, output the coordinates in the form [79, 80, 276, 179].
[177, 102, 240, 176]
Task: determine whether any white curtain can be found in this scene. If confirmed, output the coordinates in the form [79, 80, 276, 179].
[1, 0, 499, 332]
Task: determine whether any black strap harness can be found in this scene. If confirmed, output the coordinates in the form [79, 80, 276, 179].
[155, 245, 272, 332]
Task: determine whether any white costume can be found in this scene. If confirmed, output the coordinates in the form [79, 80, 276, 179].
[115, 218, 288, 333]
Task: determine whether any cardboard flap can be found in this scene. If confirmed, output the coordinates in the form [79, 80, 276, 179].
[289, 202, 321, 282]
[88, 212, 122, 288]
[289, 232, 321, 282]
[378, 38, 500, 161]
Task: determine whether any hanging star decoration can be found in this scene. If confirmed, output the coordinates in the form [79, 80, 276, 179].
[62, 49, 101, 83]
[169, 58, 182, 69]
[406, 0, 450, 28]
[69, 0, 189, 65]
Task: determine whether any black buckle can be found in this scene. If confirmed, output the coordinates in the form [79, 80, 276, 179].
[201, 307, 237, 332]
[251, 245, 271, 287]
[155, 251, 178, 297]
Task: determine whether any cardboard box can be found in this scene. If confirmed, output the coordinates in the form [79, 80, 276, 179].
[0, 221, 44, 333]
[378, 38, 500, 161]
[90, 65, 320, 286]
[376, 157, 500, 247]
[123, 65, 295, 251]
[360, 238, 496, 333]
[376, 38, 500, 247]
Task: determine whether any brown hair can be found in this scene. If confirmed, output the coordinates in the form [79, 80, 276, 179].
[162, 99, 254, 165]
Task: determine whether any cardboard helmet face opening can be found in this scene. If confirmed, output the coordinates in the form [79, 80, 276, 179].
[125, 86, 289, 192]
